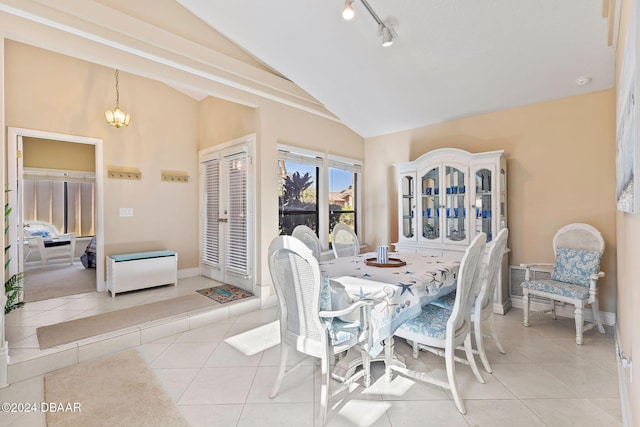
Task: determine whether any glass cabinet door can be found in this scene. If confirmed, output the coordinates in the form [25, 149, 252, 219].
[421, 167, 439, 240]
[474, 168, 493, 242]
[445, 166, 466, 242]
[401, 174, 415, 239]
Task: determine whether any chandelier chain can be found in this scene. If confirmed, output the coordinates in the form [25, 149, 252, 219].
[115, 70, 120, 106]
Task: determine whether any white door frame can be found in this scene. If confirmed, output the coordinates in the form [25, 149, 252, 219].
[7, 127, 105, 293]
[199, 134, 256, 293]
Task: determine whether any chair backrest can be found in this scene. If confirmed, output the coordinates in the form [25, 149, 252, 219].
[448, 233, 486, 336]
[332, 223, 359, 258]
[268, 235, 326, 357]
[477, 228, 509, 311]
[553, 223, 604, 254]
[292, 225, 322, 260]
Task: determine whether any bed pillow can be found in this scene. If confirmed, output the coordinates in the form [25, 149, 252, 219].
[23, 228, 50, 238]
[551, 247, 603, 287]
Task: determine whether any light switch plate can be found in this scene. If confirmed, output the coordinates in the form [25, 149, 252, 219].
[119, 208, 134, 217]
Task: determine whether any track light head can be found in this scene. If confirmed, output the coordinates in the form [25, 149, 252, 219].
[342, 0, 355, 20]
[379, 24, 395, 47]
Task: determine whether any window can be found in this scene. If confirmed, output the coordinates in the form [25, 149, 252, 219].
[278, 147, 362, 251]
[329, 159, 360, 245]
[278, 151, 320, 236]
[22, 168, 96, 237]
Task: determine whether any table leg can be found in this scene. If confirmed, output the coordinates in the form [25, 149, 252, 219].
[384, 336, 394, 382]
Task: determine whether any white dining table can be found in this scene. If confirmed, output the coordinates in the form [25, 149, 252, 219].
[319, 251, 460, 381]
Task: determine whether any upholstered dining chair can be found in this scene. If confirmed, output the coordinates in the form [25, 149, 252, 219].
[430, 228, 509, 373]
[331, 223, 359, 258]
[268, 236, 372, 426]
[391, 233, 486, 415]
[292, 225, 322, 260]
[521, 223, 605, 345]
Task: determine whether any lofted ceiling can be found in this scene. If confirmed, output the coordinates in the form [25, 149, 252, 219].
[177, 0, 618, 138]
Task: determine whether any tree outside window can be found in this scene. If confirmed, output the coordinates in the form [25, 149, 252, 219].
[278, 160, 318, 236]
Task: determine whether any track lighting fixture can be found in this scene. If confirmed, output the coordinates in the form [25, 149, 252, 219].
[342, 0, 397, 47]
[380, 24, 394, 47]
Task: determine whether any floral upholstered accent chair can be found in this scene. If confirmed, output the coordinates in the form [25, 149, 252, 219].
[521, 223, 605, 345]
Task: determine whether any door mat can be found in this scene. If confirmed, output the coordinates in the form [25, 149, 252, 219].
[197, 284, 254, 304]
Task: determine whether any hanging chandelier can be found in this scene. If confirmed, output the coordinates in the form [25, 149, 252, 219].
[105, 70, 131, 128]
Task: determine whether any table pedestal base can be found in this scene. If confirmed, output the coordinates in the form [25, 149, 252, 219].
[332, 347, 406, 384]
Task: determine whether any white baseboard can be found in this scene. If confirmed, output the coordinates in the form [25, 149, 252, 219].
[493, 299, 512, 315]
[178, 268, 200, 279]
[510, 297, 616, 326]
[615, 326, 633, 427]
[0, 342, 8, 388]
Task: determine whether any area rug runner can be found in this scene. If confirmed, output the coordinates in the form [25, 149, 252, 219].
[36, 294, 215, 349]
[44, 349, 189, 427]
[197, 284, 253, 303]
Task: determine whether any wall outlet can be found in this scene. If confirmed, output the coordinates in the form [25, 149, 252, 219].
[119, 208, 134, 217]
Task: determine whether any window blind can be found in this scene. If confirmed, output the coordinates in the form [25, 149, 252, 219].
[225, 152, 249, 276]
[202, 158, 220, 267]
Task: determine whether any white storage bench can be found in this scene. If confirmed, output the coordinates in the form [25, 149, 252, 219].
[107, 250, 178, 297]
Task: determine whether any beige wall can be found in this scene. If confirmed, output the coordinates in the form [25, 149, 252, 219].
[198, 97, 257, 149]
[4, 39, 364, 300]
[5, 41, 200, 270]
[365, 90, 617, 313]
[615, 0, 639, 422]
[23, 137, 95, 172]
[257, 100, 364, 289]
[196, 88, 364, 293]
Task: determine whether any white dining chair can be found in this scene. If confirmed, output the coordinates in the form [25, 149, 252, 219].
[430, 228, 509, 373]
[390, 233, 487, 415]
[292, 224, 322, 260]
[268, 236, 372, 426]
[331, 223, 359, 258]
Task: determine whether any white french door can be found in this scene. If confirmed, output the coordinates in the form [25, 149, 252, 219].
[199, 136, 254, 292]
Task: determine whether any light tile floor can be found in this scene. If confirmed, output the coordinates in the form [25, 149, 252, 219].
[1, 294, 623, 427]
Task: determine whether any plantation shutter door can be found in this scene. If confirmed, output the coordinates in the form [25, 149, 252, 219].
[202, 158, 221, 267]
[225, 152, 249, 276]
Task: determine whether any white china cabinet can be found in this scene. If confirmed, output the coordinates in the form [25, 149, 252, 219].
[394, 148, 511, 313]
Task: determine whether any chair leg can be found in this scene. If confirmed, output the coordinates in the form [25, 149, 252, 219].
[474, 319, 492, 374]
[465, 334, 485, 384]
[318, 354, 330, 427]
[446, 345, 466, 415]
[269, 341, 289, 398]
[361, 348, 371, 388]
[575, 305, 584, 345]
[591, 299, 606, 334]
[523, 291, 530, 327]
[487, 315, 506, 354]
[550, 300, 556, 320]
[384, 337, 394, 382]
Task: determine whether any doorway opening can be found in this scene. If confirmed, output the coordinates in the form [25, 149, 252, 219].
[7, 128, 105, 303]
